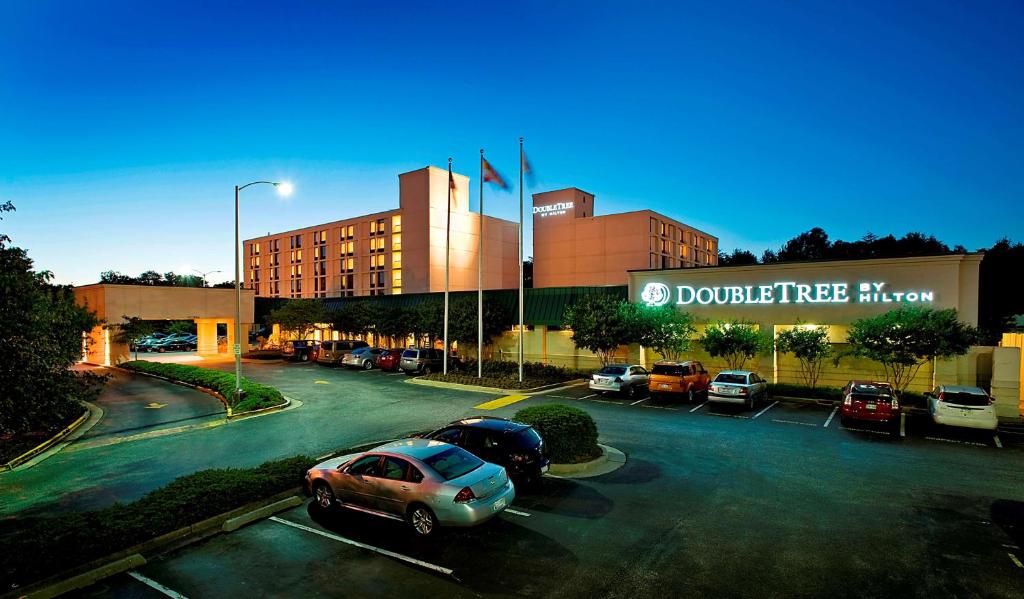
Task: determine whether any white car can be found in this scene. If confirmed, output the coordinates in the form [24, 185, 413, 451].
[589, 364, 649, 398]
[708, 370, 769, 409]
[926, 385, 998, 431]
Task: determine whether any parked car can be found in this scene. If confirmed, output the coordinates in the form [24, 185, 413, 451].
[648, 360, 711, 402]
[342, 347, 384, 369]
[317, 340, 370, 366]
[708, 370, 769, 409]
[588, 364, 649, 398]
[282, 340, 321, 362]
[423, 416, 550, 484]
[400, 347, 449, 375]
[377, 349, 402, 372]
[926, 385, 998, 431]
[152, 333, 197, 352]
[134, 333, 167, 352]
[304, 439, 515, 537]
[839, 381, 899, 427]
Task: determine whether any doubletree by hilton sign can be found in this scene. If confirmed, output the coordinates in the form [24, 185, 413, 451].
[640, 281, 935, 307]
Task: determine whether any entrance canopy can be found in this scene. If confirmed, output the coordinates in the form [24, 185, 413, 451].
[73, 284, 255, 365]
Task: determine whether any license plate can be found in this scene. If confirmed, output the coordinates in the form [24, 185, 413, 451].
[540, 464, 549, 473]
[492, 497, 506, 511]
[866, 404, 876, 410]
[961, 409, 972, 416]
[660, 384, 670, 389]
[728, 388, 738, 395]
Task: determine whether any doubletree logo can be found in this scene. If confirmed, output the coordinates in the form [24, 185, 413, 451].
[641, 282, 672, 307]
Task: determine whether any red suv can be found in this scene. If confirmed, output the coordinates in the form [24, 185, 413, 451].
[376, 349, 401, 372]
[839, 381, 899, 428]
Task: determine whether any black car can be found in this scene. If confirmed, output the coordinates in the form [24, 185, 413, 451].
[282, 340, 320, 362]
[423, 416, 549, 484]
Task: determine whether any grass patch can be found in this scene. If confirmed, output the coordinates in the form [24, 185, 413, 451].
[120, 361, 284, 413]
[0, 456, 314, 590]
[422, 361, 589, 390]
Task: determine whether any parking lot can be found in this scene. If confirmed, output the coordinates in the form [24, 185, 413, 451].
[65, 360, 1024, 598]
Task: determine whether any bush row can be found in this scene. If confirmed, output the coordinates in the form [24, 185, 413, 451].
[120, 361, 284, 412]
[427, 360, 591, 388]
[514, 404, 601, 464]
[0, 456, 314, 590]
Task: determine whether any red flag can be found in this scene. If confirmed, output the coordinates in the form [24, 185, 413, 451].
[481, 157, 509, 190]
[449, 169, 457, 193]
[522, 149, 536, 186]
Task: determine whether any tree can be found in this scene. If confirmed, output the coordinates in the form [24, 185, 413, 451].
[698, 320, 765, 370]
[373, 306, 415, 347]
[109, 316, 155, 361]
[717, 249, 758, 266]
[330, 301, 373, 338]
[265, 299, 327, 339]
[978, 238, 1024, 343]
[414, 298, 445, 345]
[167, 321, 197, 335]
[841, 306, 979, 393]
[634, 306, 695, 361]
[564, 295, 636, 366]
[775, 325, 831, 388]
[1, 203, 106, 436]
[448, 295, 513, 356]
[212, 280, 236, 289]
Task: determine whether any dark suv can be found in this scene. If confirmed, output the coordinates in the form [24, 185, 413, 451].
[423, 416, 549, 484]
[317, 340, 370, 366]
[282, 340, 320, 362]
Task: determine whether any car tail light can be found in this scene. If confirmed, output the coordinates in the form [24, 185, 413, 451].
[738, 387, 748, 395]
[937, 392, 946, 402]
[510, 453, 529, 462]
[454, 487, 476, 503]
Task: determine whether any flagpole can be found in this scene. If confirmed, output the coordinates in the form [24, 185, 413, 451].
[444, 157, 452, 375]
[518, 137, 524, 383]
[478, 149, 484, 378]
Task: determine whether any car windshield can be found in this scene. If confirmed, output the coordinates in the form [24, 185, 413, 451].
[852, 384, 890, 395]
[598, 366, 627, 375]
[402, 349, 418, 358]
[942, 391, 989, 407]
[423, 446, 483, 480]
[851, 393, 890, 402]
[714, 373, 748, 384]
[652, 364, 684, 376]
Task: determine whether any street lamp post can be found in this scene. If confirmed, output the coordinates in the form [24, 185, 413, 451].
[234, 180, 293, 403]
[192, 268, 222, 288]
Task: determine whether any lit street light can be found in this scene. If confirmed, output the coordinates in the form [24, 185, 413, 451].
[192, 268, 222, 288]
[234, 180, 292, 403]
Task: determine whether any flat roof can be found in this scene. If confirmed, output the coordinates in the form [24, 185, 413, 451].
[628, 252, 984, 274]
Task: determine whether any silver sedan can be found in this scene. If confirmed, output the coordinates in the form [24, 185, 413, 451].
[589, 364, 650, 399]
[341, 347, 383, 369]
[707, 370, 769, 409]
[304, 439, 515, 537]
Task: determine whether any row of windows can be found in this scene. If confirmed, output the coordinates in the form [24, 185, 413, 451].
[256, 271, 402, 298]
[649, 218, 715, 251]
[249, 216, 402, 256]
[649, 252, 712, 269]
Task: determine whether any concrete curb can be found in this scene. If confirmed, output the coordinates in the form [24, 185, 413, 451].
[223, 496, 304, 532]
[1, 401, 98, 472]
[4, 488, 304, 599]
[548, 444, 627, 478]
[2, 400, 104, 474]
[405, 377, 587, 396]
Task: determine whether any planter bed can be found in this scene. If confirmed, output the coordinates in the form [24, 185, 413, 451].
[120, 360, 284, 413]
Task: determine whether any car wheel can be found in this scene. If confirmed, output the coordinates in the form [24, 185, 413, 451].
[422, 365, 432, 375]
[687, 388, 696, 403]
[626, 385, 637, 399]
[363, 360, 373, 370]
[312, 482, 336, 511]
[408, 504, 437, 537]
[300, 353, 309, 362]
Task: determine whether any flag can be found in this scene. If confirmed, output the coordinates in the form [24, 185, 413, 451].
[522, 149, 536, 186]
[449, 168, 457, 193]
[481, 157, 509, 190]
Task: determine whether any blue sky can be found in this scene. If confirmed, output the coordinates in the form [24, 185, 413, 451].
[2, 0, 1021, 284]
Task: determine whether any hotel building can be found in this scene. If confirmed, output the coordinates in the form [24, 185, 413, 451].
[531, 188, 718, 288]
[243, 166, 519, 298]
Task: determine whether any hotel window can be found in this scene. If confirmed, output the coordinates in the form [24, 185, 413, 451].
[392, 269, 402, 289]
[290, 249, 302, 263]
[661, 255, 671, 269]
[251, 243, 260, 256]
[290, 279, 302, 296]
[341, 225, 353, 240]
[660, 222, 667, 236]
[680, 245, 688, 259]
[392, 251, 402, 269]
[290, 264, 302, 277]
[650, 218, 657, 233]
[342, 241, 354, 256]
[270, 239, 279, 252]
[270, 281, 280, 296]
[270, 267, 279, 280]
[370, 254, 386, 270]
[316, 230, 327, 244]
[650, 253, 658, 268]
[369, 218, 386, 236]
[370, 237, 385, 253]
[650, 237, 658, 252]
[269, 253, 279, 266]
[290, 234, 302, 249]
[392, 233, 402, 251]
[368, 271, 386, 288]
[392, 215, 402, 233]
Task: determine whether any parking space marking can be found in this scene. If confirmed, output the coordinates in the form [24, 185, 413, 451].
[924, 436, 988, 447]
[1009, 553, 1023, 568]
[387, 373, 406, 376]
[994, 435, 1003, 449]
[544, 395, 578, 400]
[689, 401, 708, 413]
[128, 571, 189, 598]
[629, 397, 648, 406]
[751, 401, 778, 419]
[823, 406, 839, 428]
[580, 394, 597, 400]
[900, 413, 907, 437]
[771, 419, 818, 427]
[641, 404, 679, 411]
[504, 508, 531, 517]
[840, 426, 892, 436]
[474, 395, 530, 410]
[706, 412, 750, 420]
[269, 516, 455, 576]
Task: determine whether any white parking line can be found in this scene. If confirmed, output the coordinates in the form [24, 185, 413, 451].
[994, 435, 1003, 449]
[1009, 552, 1023, 569]
[771, 419, 818, 427]
[269, 516, 454, 576]
[629, 398, 648, 406]
[579, 394, 597, 400]
[387, 373, 406, 376]
[640, 404, 679, 411]
[840, 426, 892, 436]
[823, 406, 839, 428]
[924, 436, 988, 447]
[689, 401, 708, 413]
[900, 412, 907, 437]
[128, 571, 189, 599]
[504, 508, 531, 517]
[751, 401, 778, 419]
[706, 412, 750, 420]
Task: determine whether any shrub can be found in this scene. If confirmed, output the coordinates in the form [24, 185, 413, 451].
[767, 383, 844, 402]
[514, 404, 601, 464]
[422, 361, 591, 390]
[0, 455, 314, 590]
[120, 361, 284, 412]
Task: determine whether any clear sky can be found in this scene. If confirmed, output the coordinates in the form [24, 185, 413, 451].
[2, 0, 1021, 285]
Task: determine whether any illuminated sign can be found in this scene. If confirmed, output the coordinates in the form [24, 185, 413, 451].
[640, 281, 934, 307]
[533, 202, 573, 217]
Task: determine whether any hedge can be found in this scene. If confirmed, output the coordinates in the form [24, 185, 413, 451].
[0, 455, 314, 591]
[120, 361, 284, 412]
[514, 404, 601, 464]
[422, 360, 590, 390]
[767, 383, 927, 407]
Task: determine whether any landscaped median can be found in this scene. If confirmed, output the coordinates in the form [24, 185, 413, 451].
[514, 403, 626, 478]
[417, 360, 590, 392]
[119, 360, 286, 415]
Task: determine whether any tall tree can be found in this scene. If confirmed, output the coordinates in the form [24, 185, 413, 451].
[775, 325, 832, 388]
[841, 306, 978, 393]
[717, 249, 758, 266]
[633, 305, 695, 361]
[265, 299, 327, 340]
[448, 295, 513, 356]
[698, 321, 766, 370]
[564, 295, 636, 366]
